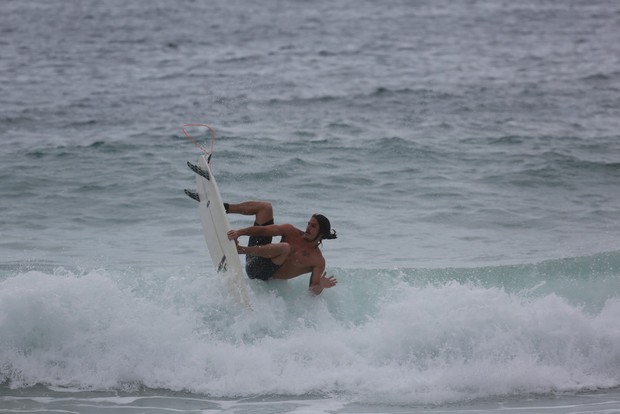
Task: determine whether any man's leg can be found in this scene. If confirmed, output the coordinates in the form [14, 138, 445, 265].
[229, 201, 291, 267]
[227, 201, 273, 226]
[242, 242, 290, 266]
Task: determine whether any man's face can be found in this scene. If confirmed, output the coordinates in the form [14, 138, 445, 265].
[303, 217, 320, 241]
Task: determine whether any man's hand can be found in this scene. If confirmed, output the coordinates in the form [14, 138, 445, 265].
[227, 230, 239, 240]
[227, 231, 246, 253]
[319, 272, 337, 289]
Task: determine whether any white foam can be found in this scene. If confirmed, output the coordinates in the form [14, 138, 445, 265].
[1, 268, 619, 405]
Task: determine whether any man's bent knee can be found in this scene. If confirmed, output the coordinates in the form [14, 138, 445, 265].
[272, 242, 291, 265]
[255, 201, 273, 225]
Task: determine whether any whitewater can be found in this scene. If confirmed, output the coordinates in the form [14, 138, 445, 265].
[2, 256, 620, 406]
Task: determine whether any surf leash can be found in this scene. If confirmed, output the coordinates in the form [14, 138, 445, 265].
[182, 124, 215, 161]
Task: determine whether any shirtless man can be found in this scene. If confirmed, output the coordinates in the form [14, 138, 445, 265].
[225, 201, 338, 295]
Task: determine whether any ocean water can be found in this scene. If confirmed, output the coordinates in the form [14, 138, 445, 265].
[1, 0, 620, 413]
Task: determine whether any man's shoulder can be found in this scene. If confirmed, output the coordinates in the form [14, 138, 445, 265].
[314, 251, 326, 264]
[274, 223, 300, 234]
[308, 245, 325, 262]
[309, 251, 326, 271]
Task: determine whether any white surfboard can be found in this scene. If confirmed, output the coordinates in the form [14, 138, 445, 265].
[191, 155, 252, 309]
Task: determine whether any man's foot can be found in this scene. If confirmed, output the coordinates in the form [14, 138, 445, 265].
[187, 161, 210, 180]
[184, 189, 200, 202]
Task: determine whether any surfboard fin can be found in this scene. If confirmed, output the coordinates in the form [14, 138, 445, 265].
[217, 255, 228, 272]
[184, 189, 200, 202]
[187, 161, 210, 180]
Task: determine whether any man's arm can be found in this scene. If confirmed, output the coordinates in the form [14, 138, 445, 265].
[308, 259, 337, 295]
[228, 223, 294, 240]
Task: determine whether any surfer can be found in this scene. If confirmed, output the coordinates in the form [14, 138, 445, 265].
[225, 201, 338, 295]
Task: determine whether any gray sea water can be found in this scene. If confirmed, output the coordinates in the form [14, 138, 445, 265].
[2, 1, 620, 413]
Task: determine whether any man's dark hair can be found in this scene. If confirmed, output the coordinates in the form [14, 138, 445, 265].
[313, 214, 337, 240]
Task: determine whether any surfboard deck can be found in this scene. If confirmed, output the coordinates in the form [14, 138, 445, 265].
[190, 156, 252, 309]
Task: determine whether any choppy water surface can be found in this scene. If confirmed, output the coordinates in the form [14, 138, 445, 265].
[1, 0, 619, 412]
